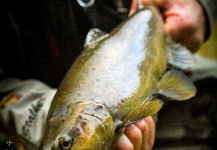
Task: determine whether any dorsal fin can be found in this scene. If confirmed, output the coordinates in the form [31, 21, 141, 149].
[84, 28, 109, 48]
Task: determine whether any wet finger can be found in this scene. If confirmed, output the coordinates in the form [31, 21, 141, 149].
[129, 0, 138, 16]
[124, 124, 143, 150]
[152, 0, 171, 7]
[141, 0, 167, 7]
[141, 0, 153, 5]
[134, 118, 147, 132]
[145, 116, 156, 149]
[140, 120, 150, 150]
[114, 134, 133, 150]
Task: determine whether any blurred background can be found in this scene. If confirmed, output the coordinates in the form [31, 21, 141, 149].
[154, 22, 217, 150]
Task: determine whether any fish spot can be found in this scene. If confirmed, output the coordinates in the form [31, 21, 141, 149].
[84, 70, 89, 75]
[76, 127, 80, 132]
[85, 108, 90, 111]
[77, 93, 82, 97]
[94, 105, 103, 111]
[81, 121, 87, 128]
[75, 128, 81, 135]
[78, 115, 83, 119]
[68, 128, 80, 138]
[61, 120, 65, 122]
[96, 79, 101, 82]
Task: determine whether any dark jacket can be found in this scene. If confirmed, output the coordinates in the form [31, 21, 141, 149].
[0, 0, 217, 87]
[199, 0, 217, 39]
[0, 0, 131, 87]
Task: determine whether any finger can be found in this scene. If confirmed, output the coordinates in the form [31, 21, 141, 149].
[134, 118, 147, 132]
[141, 0, 169, 7]
[140, 119, 150, 150]
[152, 0, 164, 6]
[129, 0, 138, 16]
[134, 118, 151, 150]
[141, 0, 153, 5]
[114, 134, 133, 150]
[145, 116, 156, 149]
[124, 124, 143, 150]
[163, 3, 205, 52]
[163, 6, 188, 40]
[129, 0, 163, 16]
[164, 13, 181, 36]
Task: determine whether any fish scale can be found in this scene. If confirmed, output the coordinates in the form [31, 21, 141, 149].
[39, 6, 196, 150]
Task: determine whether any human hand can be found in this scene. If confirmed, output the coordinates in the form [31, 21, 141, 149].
[114, 116, 155, 150]
[130, 0, 206, 52]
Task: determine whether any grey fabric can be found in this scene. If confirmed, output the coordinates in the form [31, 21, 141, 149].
[199, 0, 217, 26]
[198, 0, 217, 38]
[0, 79, 56, 148]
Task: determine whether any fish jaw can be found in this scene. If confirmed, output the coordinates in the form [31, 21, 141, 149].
[39, 102, 115, 150]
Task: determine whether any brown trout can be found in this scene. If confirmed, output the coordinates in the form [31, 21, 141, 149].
[39, 6, 196, 150]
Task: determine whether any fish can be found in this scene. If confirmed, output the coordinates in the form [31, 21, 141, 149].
[39, 6, 196, 150]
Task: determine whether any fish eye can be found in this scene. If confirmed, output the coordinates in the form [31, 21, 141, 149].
[58, 137, 72, 150]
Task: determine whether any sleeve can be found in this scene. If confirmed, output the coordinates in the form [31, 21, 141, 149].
[0, 78, 57, 149]
[198, 0, 217, 39]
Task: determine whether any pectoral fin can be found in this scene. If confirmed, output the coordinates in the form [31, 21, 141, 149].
[166, 37, 196, 70]
[158, 70, 196, 101]
[115, 96, 163, 130]
[187, 54, 217, 81]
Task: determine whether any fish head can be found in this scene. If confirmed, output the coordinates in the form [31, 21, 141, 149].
[39, 102, 114, 150]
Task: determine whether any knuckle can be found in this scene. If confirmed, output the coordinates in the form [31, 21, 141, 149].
[126, 125, 142, 139]
[127, 144, 134, 150]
